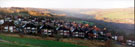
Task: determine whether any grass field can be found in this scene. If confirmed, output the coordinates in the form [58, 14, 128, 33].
[81, 8, 134, 24]
[99, 10, 134, 19]
[0, 35, 86, 47]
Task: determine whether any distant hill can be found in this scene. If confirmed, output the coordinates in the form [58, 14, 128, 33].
[0, 7, 54, 16]
[48, 8, 134, 24]
[80, 8, 134, 24]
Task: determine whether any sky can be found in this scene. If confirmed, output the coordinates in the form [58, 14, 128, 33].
[0, 0, 134, 9]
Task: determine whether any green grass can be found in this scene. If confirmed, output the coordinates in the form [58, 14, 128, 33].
[0, 35, 87, 47]
[0, 42, 31, 47]
[68, 19, 95, 26]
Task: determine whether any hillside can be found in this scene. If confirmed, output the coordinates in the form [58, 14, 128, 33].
[80, 8, 134, 24]
[0, 7, 134, 39]
[0, 34, 86, 47]
[47, 8, 135, 39]
[0, 7, 53, 17]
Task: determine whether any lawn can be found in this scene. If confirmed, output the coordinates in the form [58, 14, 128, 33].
[0, 35, 86, 47]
